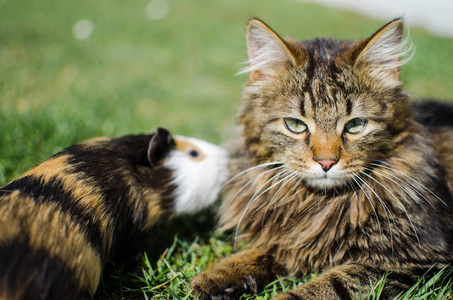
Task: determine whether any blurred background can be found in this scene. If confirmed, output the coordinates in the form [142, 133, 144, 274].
[1, 0, 452, 184]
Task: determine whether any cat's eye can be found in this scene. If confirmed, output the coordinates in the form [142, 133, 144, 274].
[284, 118, 308, 134]
[344, 118, 368, 134]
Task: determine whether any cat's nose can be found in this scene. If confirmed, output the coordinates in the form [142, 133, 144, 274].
[316, 159, 337, 172]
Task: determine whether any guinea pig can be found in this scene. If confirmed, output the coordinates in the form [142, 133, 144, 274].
[0, 127, 229, 300]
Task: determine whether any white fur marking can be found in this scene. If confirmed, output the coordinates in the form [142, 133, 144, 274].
[164, 136, 229, 214]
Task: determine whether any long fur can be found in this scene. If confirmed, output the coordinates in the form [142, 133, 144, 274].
[191, 18, 453, 300]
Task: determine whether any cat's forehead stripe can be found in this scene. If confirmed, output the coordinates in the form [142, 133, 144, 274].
[297, 77, 354, 120]
[345, 98, 353, 115]
[299, 96, 306, 117]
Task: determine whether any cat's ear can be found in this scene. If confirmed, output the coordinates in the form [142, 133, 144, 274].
[353, 18, 414, 87]
[239, 18, 297, 81]
[147, 127, 175, 167]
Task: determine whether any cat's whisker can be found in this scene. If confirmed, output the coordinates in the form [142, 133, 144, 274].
[372, 161, 446, 206]
[222, 161, 284, 189]
[346, 179, 356, 193]
[262, 171, 299, 227]
[334, 187, 338, 196]
[268, 171, 299, 208]
[356, 172, 396, 258]
[276, 181, 308, 207]
[224, 165, 285, 208]
[290, 174, 302, 195]
[346, 192, 384, 261]
[246, 169, 290, 210]
[351, 172, 383, 244]
[234, 168, 290, 244]
[360, 171, 421, 247]
[366, 166, 433, 210]
[231, 168, 288, 214]
[364, 167, 419, 203]
[225, 180, 253, 209]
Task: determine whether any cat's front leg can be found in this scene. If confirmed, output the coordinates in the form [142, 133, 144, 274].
[191, 247, 285, 300]
[274, 263, 424, 300]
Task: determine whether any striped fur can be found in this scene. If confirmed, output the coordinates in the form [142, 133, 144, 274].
[191, 19, 453, 299]
[0, 128, 228, 299]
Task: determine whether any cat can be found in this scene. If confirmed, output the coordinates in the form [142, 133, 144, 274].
[191, 18, 453, 299]
[0, 127, 229, 300]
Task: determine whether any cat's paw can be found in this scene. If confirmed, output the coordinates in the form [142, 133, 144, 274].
[190, 270, 259, 300]
[273, 292, 304, 300]
[274, 289, 329, 300]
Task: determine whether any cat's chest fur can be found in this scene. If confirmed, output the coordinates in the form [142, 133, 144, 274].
[224, 134, 452, 275]
[238, 185, 448, 275]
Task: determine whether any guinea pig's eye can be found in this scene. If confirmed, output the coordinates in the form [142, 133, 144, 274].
[188, 150, 199, 158]
[284, 118, 307, 134]
[344, 118, 368, 134]
[184, 146, 204, 160]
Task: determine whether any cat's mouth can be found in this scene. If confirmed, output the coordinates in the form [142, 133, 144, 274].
[300, 165, 353, 190]
[306, 175, 348, 190]
[285, 161, 355, 190]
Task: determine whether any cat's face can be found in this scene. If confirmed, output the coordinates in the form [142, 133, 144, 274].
[239, 19, 413, 190]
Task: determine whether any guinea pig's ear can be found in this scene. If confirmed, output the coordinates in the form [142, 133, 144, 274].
[147, 127, 175, 167]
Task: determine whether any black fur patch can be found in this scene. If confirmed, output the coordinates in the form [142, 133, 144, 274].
[56, 134, 174, 259]
[413, 100, 453, 128]
[60, 137, 148, 258]
[0, 239, 90, 300]
[330, 277, 352, 300]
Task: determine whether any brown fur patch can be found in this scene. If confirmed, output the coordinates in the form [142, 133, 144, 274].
[0, 192, 102, 294]
[22, 155, 114, 252]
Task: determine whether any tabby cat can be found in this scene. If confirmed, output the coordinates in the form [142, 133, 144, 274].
[0, 128, 228, 299]
[191, 18, 453, 299]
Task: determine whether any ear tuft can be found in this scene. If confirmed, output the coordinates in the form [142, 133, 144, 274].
[238, 18, 296, 81]
[354, 19, 415, 85]
[147, 127, 174, 167]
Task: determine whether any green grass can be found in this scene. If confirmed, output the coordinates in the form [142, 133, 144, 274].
[1, 0, 453, 299]
[361, 267, 453, 300]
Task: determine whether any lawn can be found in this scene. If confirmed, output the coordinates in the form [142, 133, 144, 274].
[1, 0, 452, 299]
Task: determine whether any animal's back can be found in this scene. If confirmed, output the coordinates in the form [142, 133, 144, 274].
[0, 135, 149, 299]
[0, 130, 229, 299]
[414, 101, 453, 193]
[0, 160, 102, 299]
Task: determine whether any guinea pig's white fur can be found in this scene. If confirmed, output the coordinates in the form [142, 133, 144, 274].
[164, 136, 229, 214]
